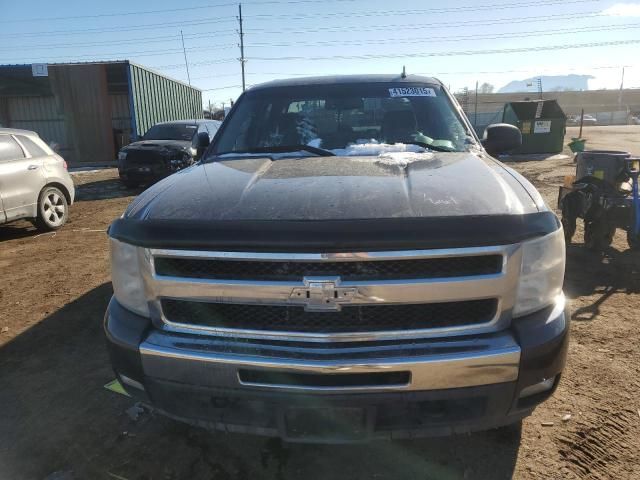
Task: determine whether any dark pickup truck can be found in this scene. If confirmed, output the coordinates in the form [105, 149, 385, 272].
[105, 75, 569, 442]
[117, 119, 220, 188]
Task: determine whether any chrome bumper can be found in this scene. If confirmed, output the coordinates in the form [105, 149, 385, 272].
[139, 329, 521, 393]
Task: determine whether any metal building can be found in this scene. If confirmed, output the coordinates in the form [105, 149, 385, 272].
[0, 61, 202, 165]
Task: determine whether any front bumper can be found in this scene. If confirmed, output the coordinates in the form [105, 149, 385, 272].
[119, 164, 169, 182]
[105, 296, 569, 442]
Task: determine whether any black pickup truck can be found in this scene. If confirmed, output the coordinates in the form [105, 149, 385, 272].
[117, 119, 220, 188]
[105, 75, 569, 442]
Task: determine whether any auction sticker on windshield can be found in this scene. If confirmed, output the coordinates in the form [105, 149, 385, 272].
[389, 87, 437, 97]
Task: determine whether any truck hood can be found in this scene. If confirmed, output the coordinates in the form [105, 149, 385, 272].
[124, 139, 191, 151]
[126, 151, 542, 221]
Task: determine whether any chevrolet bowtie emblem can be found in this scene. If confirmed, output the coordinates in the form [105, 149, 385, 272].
[289, 277, 357, 311]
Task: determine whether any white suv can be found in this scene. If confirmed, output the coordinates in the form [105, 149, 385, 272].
[0, 128, 75, 231]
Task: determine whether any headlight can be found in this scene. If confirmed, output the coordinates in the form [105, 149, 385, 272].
[118, 151, 127, 161]
[513, 227, 565, 317]
[188, 147, 197, 157]
[110, 238, 149, 317]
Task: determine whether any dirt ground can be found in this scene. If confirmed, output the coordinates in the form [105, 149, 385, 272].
[1, 126, 639, 480]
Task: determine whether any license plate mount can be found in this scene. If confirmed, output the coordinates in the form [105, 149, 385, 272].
[279, 406, 374, 443]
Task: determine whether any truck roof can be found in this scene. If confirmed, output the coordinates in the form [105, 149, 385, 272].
[249, 74, 442, 91]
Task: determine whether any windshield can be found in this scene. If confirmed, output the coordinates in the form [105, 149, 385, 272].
[211, 83, 473, 157]
[143, 123, 198, 141]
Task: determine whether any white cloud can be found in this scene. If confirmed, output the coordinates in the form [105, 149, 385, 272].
[602, 2, 640, 16]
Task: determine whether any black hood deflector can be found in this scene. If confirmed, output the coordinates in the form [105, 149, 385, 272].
[109, 212, 559, 252]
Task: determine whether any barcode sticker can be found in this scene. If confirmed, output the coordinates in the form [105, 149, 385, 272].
[389, 87, 437, 97]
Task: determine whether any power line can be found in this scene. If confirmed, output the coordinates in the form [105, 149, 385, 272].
[15, 24, 633, 70]
[0, 0, 357, 23]
[247, 39, 640, 62]
[247, 23, 640, 48]
[151, 38, 640, 71]
[1, 3, 605, 38]
[6, 8, 606, 55]
[4, 11, 609, 51]
[0, 32, 225, 52]
[193, 65, 638, 81]
[0, 45, 237, 63]
[154, 58, 238, 70]
[245, 11, 604, 34]
[190, 72, 243, 80]
[201, 84, 244, 91]
[246, 0, 599, 20]
[0, 17, 237, 38]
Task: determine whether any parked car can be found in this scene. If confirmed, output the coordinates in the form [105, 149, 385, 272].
[117, 119, 221, 188]
[567, 114, 597, 126]
[0, 128, 74, 231]
[105, 75, 568, 442]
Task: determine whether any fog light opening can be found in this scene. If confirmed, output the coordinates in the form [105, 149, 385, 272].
[518, 376, 556, 399]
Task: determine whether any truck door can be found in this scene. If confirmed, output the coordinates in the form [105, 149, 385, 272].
[0, 134, 46, 221]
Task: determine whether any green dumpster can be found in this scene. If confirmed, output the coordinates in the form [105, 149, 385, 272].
[502, 100, 567, 154]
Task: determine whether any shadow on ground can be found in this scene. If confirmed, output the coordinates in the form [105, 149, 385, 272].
[0, 221, 41, 242]
[0, 284, 522, 480]
[74, 179, 142, 202]
[564, 243, 640, 321]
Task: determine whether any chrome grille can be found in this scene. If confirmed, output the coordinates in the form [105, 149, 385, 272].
[161, 299, 498, 333]
[154, 255, 502, 282]
[142, 246, 521, 342]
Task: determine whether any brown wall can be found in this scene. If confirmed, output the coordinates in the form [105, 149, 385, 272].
[49, 64, 115, 164]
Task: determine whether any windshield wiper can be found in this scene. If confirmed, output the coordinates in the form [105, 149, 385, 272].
[215, 144, 336, 158]
[402, 141, 456, 153]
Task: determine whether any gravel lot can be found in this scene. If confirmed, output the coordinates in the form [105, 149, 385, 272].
[1, 126, 639, 480]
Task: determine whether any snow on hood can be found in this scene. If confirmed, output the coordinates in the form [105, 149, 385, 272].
[215, 142, 434, 166]
[331, 142, 434, 167]
[376, 151, 435, 167]
[330, 142, 426, 157]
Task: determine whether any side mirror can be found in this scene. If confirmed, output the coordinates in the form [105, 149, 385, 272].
[196, 131, 210, 158]
[481, 123, 522, 157]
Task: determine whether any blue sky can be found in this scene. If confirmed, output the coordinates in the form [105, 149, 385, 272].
[2, 0, 640, 106]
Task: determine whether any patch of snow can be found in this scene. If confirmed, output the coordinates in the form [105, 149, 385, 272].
[377, 151, 435, 167]
[69, 166, 115, 174]
[331, 142, 427, 157]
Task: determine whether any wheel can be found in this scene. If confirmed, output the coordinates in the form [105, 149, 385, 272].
[35, 186, 68, 231]
[628, 230, 640, 250]
[584, 220, 615, 251]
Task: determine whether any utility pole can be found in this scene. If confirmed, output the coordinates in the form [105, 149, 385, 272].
[180, 30, 191, 86]
[536, 77, 543, 100]
[474, 81, 479, 129]
[616, 66, 626, 124]
[618, 66, 625, 106]
[238, 3, 246, 92]
[461, 87, 469, 113]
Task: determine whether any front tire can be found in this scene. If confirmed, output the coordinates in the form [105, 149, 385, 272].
[35, 186, 68, 231]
